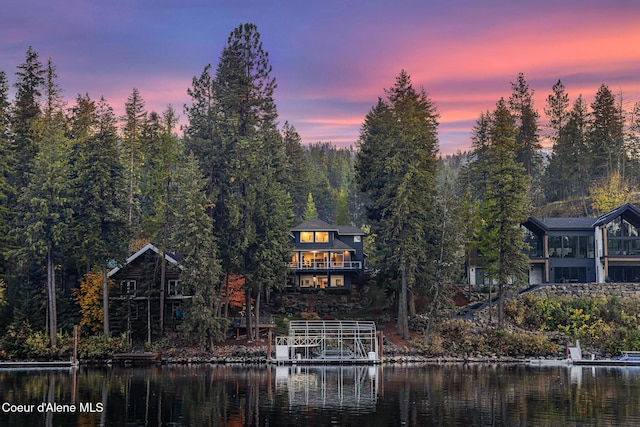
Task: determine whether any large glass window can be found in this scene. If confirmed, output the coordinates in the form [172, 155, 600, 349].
[301, 252, 326, 268]
[607, 218, 640, 237]
[548, 235, 593, 258]
[607, 218, 640, 256]
[549, 236, 562, 257]
[315, 232, 329, 242]
[300, 231, 314, 242]
[609, 266, 640, 282]
[555, 267, 586, 283]
[523, 228, 542, 257]
[330, 252, 344, 267]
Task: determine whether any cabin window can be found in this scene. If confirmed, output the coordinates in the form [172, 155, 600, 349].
[168, 280, 183, 297]
[120, 280, 136, 294]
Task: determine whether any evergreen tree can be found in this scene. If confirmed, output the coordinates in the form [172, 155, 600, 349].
[543, 80, 571, 202]
[335, 188, 350, 225]
[141, 106, 182, 334]
[121, 88, 148, 232]
[69, 95, 129, 338]
[11, 46, 45, 192]
[589, 84, 624, 181]
[357, 70, 439, 339]
[303, 143, 336, 222]
[508, 73, 542, 203]
[303, 192, 319, 220]
[174, 153, 227, 350]
[425, 167, 466, 342]
[465, 111, 492, 200]
[183, 65, 218, 196]
[565, 95, 591, 214]
[479, 98, 530, 328]
[195, 23, 293, 340]
[16, 59, 70, 346]
[0, 71, 15, 272]
[282, 121, 311, 221]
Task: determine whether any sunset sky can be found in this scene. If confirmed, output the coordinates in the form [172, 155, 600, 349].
[2, 0, 640, 154]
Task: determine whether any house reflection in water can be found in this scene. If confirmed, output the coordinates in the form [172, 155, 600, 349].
[275, 366, 380, 410]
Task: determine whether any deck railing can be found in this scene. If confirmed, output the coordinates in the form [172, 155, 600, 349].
[287, 260, 362, 270]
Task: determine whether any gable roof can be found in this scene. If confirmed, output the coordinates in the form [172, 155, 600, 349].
[292, 218, 337, 232]
[594, 203, 640, 227]
[292, 218, 364, 235]
[107, 243, 184, 277]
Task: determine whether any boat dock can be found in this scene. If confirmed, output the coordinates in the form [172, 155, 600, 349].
[270, 320, 382, 364]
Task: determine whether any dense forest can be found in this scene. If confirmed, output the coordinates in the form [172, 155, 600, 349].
[1, 22, 640, 352]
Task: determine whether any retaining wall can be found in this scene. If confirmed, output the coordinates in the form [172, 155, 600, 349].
[529, 283, 640, 299]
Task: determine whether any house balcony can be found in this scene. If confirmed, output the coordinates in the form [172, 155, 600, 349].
[288, 260, 362, 270]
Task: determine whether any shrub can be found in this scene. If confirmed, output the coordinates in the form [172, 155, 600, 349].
[77, 333, 130, 359]
[485, 329, 560, 356]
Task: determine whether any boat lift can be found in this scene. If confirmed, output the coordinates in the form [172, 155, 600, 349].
[273, 320, 382, 364]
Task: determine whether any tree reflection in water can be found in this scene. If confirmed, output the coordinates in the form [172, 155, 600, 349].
[1, 364, 640, 426]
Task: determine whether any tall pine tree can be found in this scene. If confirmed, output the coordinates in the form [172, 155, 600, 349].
[69, 95, 129, 338]
[357, 70, 439, 339]
[16, 59, 70, 346]
[186, 23, 293, 340]
[479, 98, 530, 328]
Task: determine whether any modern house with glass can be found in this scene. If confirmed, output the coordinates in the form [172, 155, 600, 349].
[288, 218, 366, 291]
[470, 203, 640, 285]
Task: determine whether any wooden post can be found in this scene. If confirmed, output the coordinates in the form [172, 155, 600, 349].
[267, 329, 272, 362]
[73, 325, 79, 367]
[378, 331, 384, 362]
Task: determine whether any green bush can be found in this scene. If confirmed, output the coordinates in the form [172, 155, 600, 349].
[77, 333, 130, 359]
[0, 323, 73, 360]
[504, 293, 640, 355]
[485, 329, 560, 356]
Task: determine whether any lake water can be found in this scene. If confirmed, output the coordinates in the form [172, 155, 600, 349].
[1, 363, 640, 426]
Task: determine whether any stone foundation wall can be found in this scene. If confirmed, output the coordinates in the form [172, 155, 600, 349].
[529, 283, 640, 299]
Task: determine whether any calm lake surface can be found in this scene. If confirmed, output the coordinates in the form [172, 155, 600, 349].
[1, 363, 639, 426]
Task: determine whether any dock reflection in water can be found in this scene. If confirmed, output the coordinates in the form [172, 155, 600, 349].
[275, 365, 380, 410]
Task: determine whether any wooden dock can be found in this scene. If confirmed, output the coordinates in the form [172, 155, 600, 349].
[0, 361, 78, 369]
[111, 352, 159, 364]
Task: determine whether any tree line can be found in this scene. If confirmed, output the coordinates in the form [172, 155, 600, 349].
[0, 24, 362, 351]
[357, 72, 640, 334]
[1, 22, 639, 351]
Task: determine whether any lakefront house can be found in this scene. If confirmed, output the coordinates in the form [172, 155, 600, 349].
[469, 203, 640, 285]
[107, 243, 189, 338]
[288, 218, 366, 291]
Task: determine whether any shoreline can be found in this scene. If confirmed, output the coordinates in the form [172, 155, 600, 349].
[0, 344, 560, 367]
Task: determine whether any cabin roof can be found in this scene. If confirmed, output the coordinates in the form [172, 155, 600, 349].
[107, 243, 184, 277]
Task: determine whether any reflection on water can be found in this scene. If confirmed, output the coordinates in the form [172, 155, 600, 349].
[275, 366, 379, 410]
[1, 364, 640, 426]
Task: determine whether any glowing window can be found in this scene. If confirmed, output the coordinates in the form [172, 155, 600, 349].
[315, 232, 329, 242]
[300, 231, 314, 242]
[331, 275, 344, 287]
